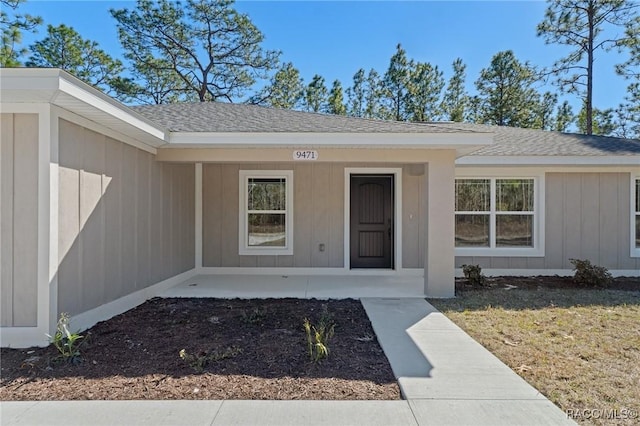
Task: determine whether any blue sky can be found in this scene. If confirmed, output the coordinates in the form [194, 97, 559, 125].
[19, 1, 632, 112]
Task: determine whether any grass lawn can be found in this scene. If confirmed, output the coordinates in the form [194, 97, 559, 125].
[429, 285, 640, 425]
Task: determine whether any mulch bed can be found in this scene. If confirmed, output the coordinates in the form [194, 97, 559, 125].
[0, 298, 400, 401]
[456, 275, 640, 293]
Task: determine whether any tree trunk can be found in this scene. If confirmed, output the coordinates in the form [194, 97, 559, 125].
[586, 1, 595, 135]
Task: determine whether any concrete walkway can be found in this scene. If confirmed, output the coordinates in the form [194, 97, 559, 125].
[2, 297, 575, 426]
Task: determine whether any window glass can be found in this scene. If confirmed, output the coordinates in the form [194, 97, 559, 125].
[248, 213, 286, 247]
[496, 215, 533, 247]
[455, 179, 490, 211]
[496, 179, 534, 212]
[455, 177, 536, 249]
[455, 214, 490, 247]
[248, 178, 286, 211]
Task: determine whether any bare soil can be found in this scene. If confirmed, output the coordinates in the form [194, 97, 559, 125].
[0, 298, 400, 401]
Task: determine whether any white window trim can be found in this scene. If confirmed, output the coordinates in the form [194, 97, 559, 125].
[632, 175, 640, 258]
[454, 173, 545, 257]
[238, 170, 293, 256]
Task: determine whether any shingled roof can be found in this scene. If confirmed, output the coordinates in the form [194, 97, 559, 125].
[131, 102, 640, 157]
[131, 102, 471, 134]
[434, 122, 640, 156]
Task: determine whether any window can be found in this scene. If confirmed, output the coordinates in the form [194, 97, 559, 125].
[455, 177, 539, 255]
[634, 177, 640, 255]
[239, 171, 293, 255]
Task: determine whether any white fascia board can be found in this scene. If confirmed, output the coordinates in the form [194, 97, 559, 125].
[55, 75, 167, 143]
[167, 131, 494, 150]
[456, 155, 640, 166]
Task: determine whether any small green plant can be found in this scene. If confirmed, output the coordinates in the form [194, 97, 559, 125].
[303, 305, 335, 363]
[46, 312, 84, 363]
[570, 259, 613, 287]
[179, 346, 242, 373]
[462, 264, 486, 287]
[241, 307, 266, 325]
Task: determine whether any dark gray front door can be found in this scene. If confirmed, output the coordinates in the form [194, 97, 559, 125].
[350, 175, 394, 269]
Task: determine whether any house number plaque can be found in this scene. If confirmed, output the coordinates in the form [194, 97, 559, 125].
[293, 150, 318, 160]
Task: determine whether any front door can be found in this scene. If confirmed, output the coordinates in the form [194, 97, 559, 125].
[350, 175, 394, 269]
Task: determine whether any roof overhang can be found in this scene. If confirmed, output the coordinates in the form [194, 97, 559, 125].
[456, 155, 640, 166]
[0, 68, 167, 148]
[165, 131, 494, 157]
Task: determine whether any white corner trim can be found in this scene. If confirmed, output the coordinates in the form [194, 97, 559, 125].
[69, 269, 197, 336]
[37, 106, 54, 339]
[455, 268, 640, 278]
[195, 163, 203, 268]
[344, 168, 403, 271]
[238, 170, 294, 256]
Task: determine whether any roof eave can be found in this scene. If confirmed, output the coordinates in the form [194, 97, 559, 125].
[166, 131, 493, 157]
[456, 155, 640, 166]
[0, 68, 168, 148]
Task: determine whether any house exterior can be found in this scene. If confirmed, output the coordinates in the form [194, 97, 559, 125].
[1, 68, 639, 348]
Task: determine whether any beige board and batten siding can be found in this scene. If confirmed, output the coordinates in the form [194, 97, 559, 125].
[57, 119, 194, 317]
[455, 172, 640, 271]
[202, 163, 426, 268]
[0, 114, 39, 327]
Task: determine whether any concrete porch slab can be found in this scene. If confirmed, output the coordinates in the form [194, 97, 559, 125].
[160, 274, 425, 299]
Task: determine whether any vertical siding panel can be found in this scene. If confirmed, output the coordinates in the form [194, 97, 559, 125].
[58, 120, 83, 316]
[526, 257, 545, 269]
[311, 164, 330, 267]
[328, 163, 344, 268]
[120, 144, 137, 287]
[544, 174, 564, 268]
[80, 131, 105, 311]
[150, 162, 164, 284]
[185, 165, 195, 271]
[580, 174, 600, 263]
[599, 174, 619, 268]
[1, 114, 14, 326]
[293, 164, 312, 267]
[203, 164, 221, 267]
[161, 164, 173, 279]
[403, 169, 420, 268]
[104, 137, 122, 302]
[221, 165, 240, 267]
[563, 174, 582, 267]
[12, 114, 39, 326]
[136, 151, 151, 288]
[455, 256, 473, 268]
[617, 173, 635, 270]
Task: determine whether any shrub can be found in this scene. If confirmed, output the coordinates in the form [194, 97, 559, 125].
[303, 305, 335, 363]
[462, 264, 486, 287]
[570, 259, 613, 287]
[47, 312, 84, 364]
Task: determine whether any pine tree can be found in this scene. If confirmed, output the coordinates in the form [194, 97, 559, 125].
[406, 61, 445, 122]
[0, 0, 41, 67]
[537, 0, 638, 135]
[26, 24, 124, 94]
[111, 0, 279, 103]
[473, 50, 541, 127]
[382, 44, 412, 121]
[327, 79, 347, 115]
[303, 74, 328, 112]
[251, 62, 303, 109]
[441, 58, 468, 122]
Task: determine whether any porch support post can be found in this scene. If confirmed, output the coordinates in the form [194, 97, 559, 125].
[424, 152, 456, 298]
[195, 163, 203, 270]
